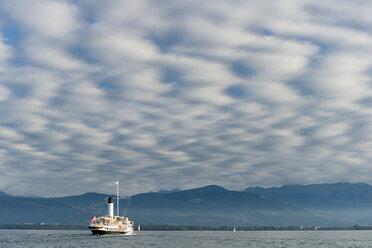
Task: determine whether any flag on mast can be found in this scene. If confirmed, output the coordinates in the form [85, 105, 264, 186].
[90, 216, 96, 223]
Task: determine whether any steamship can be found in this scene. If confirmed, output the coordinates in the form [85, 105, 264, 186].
[88, 182, 134, 235]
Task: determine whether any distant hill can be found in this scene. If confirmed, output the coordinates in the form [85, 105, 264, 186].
[245, 182, 372, 209]
[50, 192, 112, 217]
[245, 182, 372, 225]
[0, 192, 112, 224]
[0, 196, 93, 224]
[0, 191, 11, 197]
[2, 183, 372, 226]
[123, 185, 330, 226]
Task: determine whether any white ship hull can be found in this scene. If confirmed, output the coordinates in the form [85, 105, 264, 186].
[89, 216, 134, 235]
[89, 226, 133, 235]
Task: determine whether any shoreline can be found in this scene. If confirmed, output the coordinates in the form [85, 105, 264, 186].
[1, 224, 372, 231]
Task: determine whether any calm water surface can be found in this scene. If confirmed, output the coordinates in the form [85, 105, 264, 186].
[1, 229, 372, 247]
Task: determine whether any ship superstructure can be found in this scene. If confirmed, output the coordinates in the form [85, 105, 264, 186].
[88, 182, 134, 235]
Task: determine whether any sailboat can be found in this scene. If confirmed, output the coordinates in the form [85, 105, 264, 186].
[88, 181, 134, 235]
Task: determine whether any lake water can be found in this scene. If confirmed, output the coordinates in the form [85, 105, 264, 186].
[1, 229, 372, 247]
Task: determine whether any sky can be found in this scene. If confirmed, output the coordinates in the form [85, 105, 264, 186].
[1, 0, 372, 197]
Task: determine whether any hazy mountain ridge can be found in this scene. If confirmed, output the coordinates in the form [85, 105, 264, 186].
[245, 182, 372, 209]
[123, 185, 323, 226]
[0, 191, 11, 197]
[50, 192, 113, 216]
[245, 182, 372, 225]
[0, 196, 93, 224]
[1, 183, 372, 226]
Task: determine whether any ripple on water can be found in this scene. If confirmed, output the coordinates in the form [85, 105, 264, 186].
[1, 230, 372, 248]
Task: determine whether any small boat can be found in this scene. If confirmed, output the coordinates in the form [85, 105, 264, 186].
[88, 182, 134, 235]
[233, 227, 236, 232]
[138, 225, 141, 231]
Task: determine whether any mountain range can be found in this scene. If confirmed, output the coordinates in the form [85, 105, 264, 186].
[1, 182, 372, 226]
[245, 182, 372, 225]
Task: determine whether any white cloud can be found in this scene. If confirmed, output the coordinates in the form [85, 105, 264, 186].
[0, 85, 10, 101]
[88, 25, 160, 63]
[2, 0, 81, 40]
[24, 40, 90, 71]
[0, 32, 12, 72]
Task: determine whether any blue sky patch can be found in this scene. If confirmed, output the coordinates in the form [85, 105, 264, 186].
[225, 85, 246, 99]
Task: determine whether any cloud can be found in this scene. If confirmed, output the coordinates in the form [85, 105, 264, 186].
[2, 0, 81, 40]
[0, 85, 11, 101]
[0, 0, 372, 196]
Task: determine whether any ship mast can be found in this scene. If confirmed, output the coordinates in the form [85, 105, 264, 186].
[116, 181, 119, 216]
